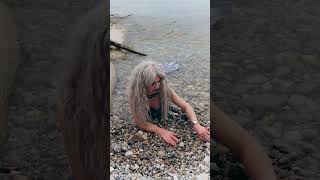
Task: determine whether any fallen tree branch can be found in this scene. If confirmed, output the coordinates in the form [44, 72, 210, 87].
[110, 40, 147, 56]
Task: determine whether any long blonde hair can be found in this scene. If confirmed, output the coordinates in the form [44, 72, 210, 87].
[128, 61, 171, 125]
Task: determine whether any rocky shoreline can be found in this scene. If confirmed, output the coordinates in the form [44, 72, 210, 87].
[110, 15, 210, 179]
[212, 0, 320, 179]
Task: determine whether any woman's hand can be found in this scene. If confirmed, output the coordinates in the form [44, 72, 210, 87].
[157, 128, 179, 146]
[193, 124, 210, 141]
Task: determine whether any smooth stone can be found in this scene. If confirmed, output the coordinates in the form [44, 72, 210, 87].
[142, 135, 148, 140]
[121, 142, 128, 151]
[125, 151, 133, 157]
[301, 54, 320, 67]
[205, 142, 210, 148]
[111, 143, 121, 153]
[203, 156, 210, 163]
[246, 74, 269, 84]
[158, 150, 165, 158]
[274, 52, 300, 64]
[273, 66, 291, 77]
[295, 82, 318, 94]
[196, 173, 209, 180]
[242, 94, 287, 110]
[301, 129, 318, 141]
[288, 94, 320, 113]
[283, 130, 302, 141]
[179, 142, 185, 147]
[131, 164, 139, 170]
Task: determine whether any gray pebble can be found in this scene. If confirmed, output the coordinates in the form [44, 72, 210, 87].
[158, 150, 165, 158]
[179, 142, 185, 147]
[125, 151, 133, 157]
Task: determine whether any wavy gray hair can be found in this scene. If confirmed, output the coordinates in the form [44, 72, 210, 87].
[128, 61, 171, 125]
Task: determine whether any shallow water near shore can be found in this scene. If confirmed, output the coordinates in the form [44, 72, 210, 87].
[111, 0, 209, 34]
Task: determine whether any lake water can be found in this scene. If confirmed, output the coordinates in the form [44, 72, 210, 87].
[111, 0, 210, 100]
[111, 0, 210, 34]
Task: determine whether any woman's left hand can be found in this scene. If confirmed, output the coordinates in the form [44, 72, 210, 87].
[192, 124, 210, 141]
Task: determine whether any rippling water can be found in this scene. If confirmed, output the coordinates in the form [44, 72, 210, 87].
[111, 0, 210, 35]
[111, 0, 210, 70]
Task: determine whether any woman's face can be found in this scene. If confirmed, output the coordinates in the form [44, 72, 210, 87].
[146, 75, 161, 95]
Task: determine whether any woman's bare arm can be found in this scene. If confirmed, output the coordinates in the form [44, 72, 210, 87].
[132, 116, 179, 146]
[212, 102, 277, 180]
[170, 89, 197, 121]
[132, 116, 163, 134]
[170, 89, 210, 140]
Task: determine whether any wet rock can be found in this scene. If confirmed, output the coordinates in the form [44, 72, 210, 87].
[300, 143, 317, 154]
[246, 74, 269, 84]
[261, 81, 273, 90]
[283, 130, 302, 141]
[288, 94, 320, 113]
[242, 94, 287, 110]
[301, 54, 320, 67]
[295, 82, 318, 94]
[273, 66, 291, 77]
[19, 109, 47, 128]
[274, 52, 300, 64]
[301, 129, 318, 141]
[271, 79, 293, 93]
[258, 125, 281, 139]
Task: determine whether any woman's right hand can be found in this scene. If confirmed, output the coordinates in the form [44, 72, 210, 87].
[157, 128, 179, 146]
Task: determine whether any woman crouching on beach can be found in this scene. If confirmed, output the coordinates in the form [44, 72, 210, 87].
[128, 61, 277, 179]
[127, 61, 210, 146]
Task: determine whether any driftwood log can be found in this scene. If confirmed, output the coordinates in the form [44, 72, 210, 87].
[110, 40, 147, 56]
[56, 2, 108, 180]
[0, 2, 19, 146]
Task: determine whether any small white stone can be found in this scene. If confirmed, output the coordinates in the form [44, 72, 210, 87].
[179, 142, 185, 147]
[142, 135, 148, 140]
[131, 164, 139, 170]
[125, 151, 133, 157]
[196, 173, 209, 180]
[158, 150, 165, 158]
[203, 156, 210, 163]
